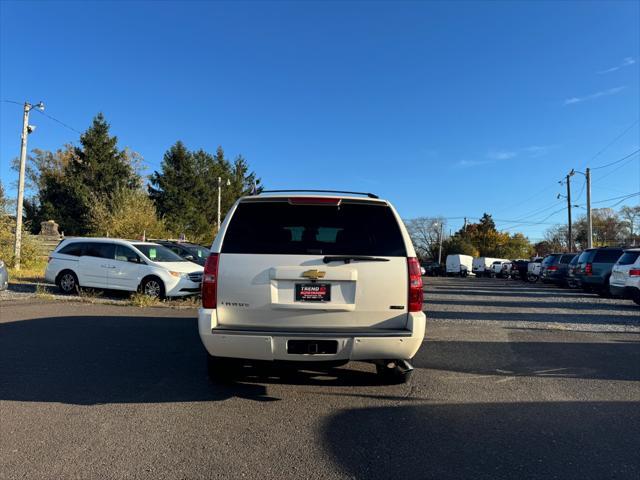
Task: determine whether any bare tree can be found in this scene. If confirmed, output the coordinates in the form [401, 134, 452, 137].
[405, 217, 446, 261]
[620, 205, 640, 245]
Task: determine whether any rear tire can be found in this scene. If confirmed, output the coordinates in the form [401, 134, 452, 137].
[633, 290, 640, 306]
[598, 277, 611, 298]
[57, 270, 79, 294]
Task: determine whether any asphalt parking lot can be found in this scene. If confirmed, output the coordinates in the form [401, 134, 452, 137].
[1, 277, 639, 479]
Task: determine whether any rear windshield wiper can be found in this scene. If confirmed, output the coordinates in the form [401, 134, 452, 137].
[323, 255, 390, 264]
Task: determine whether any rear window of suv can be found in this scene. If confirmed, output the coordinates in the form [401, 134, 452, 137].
[542, 254, 561, 265]
[617, 251, 640, 266]
[593, 249, 624, 263]
[221, 200, 407, 256]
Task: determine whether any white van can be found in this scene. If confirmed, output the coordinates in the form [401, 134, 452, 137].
[446, 254, 473, 276]
[45, 238, 203, 298]
[473, 257, 508, 277]
[197, 191, 426, 383]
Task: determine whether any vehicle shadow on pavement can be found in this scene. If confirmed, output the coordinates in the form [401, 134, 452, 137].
[413, 340, 640, 381]
[322, 401, 640, 480]
[0, 315, 280, 405]
[427, 298, 639, 311]
[426, 310, 639, 326]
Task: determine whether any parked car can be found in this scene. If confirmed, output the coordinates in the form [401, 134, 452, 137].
[574, 246, 625, 296]
[198, 191, 426, 384]
[154, 240, 211, 266]
[446, 254, 473, 277]
[609, 248, 640, 305]
[472, 257, 507, 277]
[423, 262, 443, 277]
[566, 254, 581, 288]
[500, 261, 513, 278]
[527, 257, 544, 282]
[0, 259, 8, 290]
[489, 260, 509, 278]
[540, 253, 577, 285]
[45, 238, 204, 298]
[509, 259, 530, 280]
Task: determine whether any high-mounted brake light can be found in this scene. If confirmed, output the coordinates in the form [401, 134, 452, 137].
[202, 254, 219, 309]
[288, 197, 341, 206]
[407, 257, 423, 312]
[629, 269, 640, 277]
[585, 263, 593, 275]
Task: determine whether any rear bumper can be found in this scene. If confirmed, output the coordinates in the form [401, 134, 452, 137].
[610, 284, 638, 299]
[197, 309, 426, 362]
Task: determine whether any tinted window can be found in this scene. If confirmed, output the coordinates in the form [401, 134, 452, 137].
[577, 250, 595, 264]
[184, 244, 210, 259]
[114, 245, 141, 263]
[542, 254, 561, 266]
[222, 201, 407, 256]
[58, 242, 85, 256]
[134, 244, 187, 262]
[84, 242, 115, 259]
[569, 255, 580, 266]
[594, 249, 623, 263]
[617, 251, 640, 266]
[560, 254, 576, 264]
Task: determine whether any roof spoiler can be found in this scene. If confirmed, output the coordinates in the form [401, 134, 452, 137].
[254, 189, 379, 199]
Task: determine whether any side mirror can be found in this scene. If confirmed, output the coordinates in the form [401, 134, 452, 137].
[185, 254, 195, 261]
[127, 256, 140, 264]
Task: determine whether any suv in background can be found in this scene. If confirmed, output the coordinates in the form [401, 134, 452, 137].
[198, 191, 426, 384]
[609, 248, 640, 305]
[574, 247, 625, 296]
[155, 240, 211, 266]
[540, 252, 577, 285]
[566, 254, 581, 288]
[45, 238, 203, 298]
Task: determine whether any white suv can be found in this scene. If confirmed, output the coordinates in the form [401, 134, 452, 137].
[45, 238, 204, 298]
[198, 191, 426, 383]
[610, 248, 640, 306]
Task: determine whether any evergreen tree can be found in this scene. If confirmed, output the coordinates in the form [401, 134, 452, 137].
[149, 141, 199, 235]
[24, 114, 140, 235]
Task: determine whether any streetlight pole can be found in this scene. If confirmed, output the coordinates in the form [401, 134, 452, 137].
[566, 173, 573, 252]
[216, 177, 231, 232]
[586, 168, 593, 249]
[13, 101, 44, 270]
[437, 222, 444, 264]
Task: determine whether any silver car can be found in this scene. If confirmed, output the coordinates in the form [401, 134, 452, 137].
[0, 259, 8, 291]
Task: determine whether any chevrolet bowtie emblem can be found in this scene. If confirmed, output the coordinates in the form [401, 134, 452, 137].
[301, 269, 326, 280]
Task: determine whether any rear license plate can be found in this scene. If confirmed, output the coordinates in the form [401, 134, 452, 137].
[287, 340, 338, 355]
[295, 283, 331, 302]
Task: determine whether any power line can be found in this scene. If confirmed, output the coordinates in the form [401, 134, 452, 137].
[594, 152, 640, 183]
[591, 148, 640, 170]
[2, 99, 81, 134]
[33, 109, 82, 134]
[583, 118, 640, 168]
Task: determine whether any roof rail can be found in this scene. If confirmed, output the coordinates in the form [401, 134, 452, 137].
[255, 189, 379, 199]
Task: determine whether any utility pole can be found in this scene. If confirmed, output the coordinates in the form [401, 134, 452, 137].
[463, 217, 467, 232]
[217, 177, 222, 231]
[14, 102, 44, 269]
[438, 222, 444, 264]
[586, 168, 593, 248]
[566, 173, 573, 252]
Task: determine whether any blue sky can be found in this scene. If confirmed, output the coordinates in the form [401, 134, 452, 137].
[1, 0, 638, 241]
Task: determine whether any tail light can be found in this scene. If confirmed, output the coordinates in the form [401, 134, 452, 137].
[202, 254, 219, 309]
[407, 257, 424, 312]
[630, 269, 640, 277]
[547, 266, 558, 272]
[585, 263, 592, 275]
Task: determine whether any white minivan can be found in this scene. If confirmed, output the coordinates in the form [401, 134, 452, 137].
[45, 238, 204, 298]
[198, 191, 426, 383]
